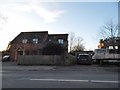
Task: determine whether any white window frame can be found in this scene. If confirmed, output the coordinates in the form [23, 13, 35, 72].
[58, 39, 64, 44]
[22, 39, 28, 44]
[33, 38, 38, 44]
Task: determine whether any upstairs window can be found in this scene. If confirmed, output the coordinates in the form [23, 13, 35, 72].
[33, 38, 38, 44]
[58, 39, 64, 44]
[22, 39, 28, 44]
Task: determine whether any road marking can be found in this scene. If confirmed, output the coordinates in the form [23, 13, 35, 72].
[91, 80, 120, 83]
[30, 79, 89, 82]
[0, 71, 4, 72]
[0, 71, 11, 72]
[30, 78, 119, 83]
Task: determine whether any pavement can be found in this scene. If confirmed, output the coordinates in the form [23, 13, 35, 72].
[2, 62, 55, 71]
[1, 61, 119, 72]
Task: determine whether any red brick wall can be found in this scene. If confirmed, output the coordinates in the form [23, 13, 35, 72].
[9, 43, 44, 61]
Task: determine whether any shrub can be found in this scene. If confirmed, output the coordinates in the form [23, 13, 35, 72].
[62, 53, 76, 65]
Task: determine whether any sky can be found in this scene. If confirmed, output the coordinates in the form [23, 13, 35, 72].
[0, 0, 118, 51]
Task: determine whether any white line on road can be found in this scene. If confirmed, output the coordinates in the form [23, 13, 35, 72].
[0, 71, 11, 72]
[91, 80, 120, 83]
[30, 78, 119, 83]
[30, 79, 89, 82]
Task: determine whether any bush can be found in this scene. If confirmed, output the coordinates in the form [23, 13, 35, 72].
[62, 53, 76, 65]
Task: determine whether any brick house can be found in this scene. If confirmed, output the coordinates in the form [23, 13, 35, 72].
[8, 31, 68, 61]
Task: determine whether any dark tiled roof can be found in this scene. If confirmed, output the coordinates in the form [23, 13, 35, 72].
[10, 31, 68, 44]
[48, 34, 68, 36]
[11, 31, 48, 44]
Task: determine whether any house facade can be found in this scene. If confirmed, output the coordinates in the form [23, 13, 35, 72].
[8, 31, 68, 61]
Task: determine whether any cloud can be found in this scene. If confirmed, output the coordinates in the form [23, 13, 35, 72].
[30, 4, 65, 23]
[11, 2, 65, 23]
[14, 4, 32, 13]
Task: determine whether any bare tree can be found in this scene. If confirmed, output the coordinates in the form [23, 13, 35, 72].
[100, 20, 118, 39]
[72, 36, 85, 52]
[69, 32, 85, 54]
[99, 20, 118, 51]
[68, 32, 75, 52]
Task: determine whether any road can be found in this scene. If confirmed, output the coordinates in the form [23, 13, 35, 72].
[1, 62, 120, 88]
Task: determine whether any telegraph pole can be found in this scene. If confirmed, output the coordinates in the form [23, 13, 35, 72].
[118, 1, 120, 37]
[118, 1, 120, 53]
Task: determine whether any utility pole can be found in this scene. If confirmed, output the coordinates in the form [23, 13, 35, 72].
[118, 1, 120, 53]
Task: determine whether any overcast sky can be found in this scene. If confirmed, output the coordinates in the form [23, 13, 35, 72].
[0, 0, 118, 51]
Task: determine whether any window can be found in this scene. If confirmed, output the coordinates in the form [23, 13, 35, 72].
[58, 39, 64, 44]
[115, 46, 118, 49]
[109, 46, 113, 49]
[33, 38, 38, 44]
[22, 39, 27, 44]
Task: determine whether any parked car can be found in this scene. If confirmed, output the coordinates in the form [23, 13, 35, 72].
[2, 55, 10, 62]
[77, 54, 92, 65]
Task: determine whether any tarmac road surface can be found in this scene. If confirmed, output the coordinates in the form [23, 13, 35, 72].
[1, 62, 120, 88]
